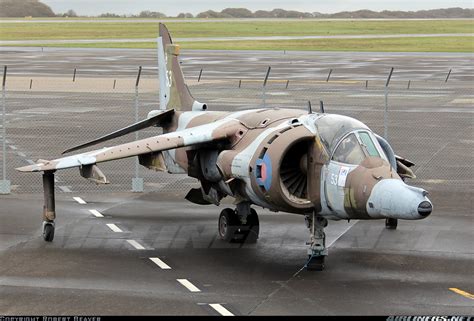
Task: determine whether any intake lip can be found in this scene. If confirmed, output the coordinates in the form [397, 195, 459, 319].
[418, 201, 433, 217]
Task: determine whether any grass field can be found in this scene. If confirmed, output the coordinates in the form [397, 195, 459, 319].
[1, 19, 472, 52]
[1, 20, 472, 40]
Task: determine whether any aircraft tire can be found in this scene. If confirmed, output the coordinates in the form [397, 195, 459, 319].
[244, 208, 260, 243]
[218, 208, 239, 242]
[306, 255, 325, 271]
[385, 218, 398, 230]
[43, 222, 55, 242]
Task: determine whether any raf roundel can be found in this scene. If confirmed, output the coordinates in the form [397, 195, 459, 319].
[256, 153, 273, 191]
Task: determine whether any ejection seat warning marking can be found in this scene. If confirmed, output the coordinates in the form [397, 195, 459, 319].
[338, 166, 349, 187]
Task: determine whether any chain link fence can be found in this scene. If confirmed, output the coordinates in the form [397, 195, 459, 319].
[0, 73, 472, 197]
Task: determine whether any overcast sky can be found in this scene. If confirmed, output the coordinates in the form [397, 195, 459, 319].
[41, 0, 472, 16]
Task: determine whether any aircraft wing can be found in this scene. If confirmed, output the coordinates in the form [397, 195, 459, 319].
[16, 118, 243, 173]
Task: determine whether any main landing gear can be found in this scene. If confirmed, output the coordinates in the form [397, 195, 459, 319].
[218, 202, 259, 243]
[305, 212, 328, 271]
[42, 171, 56, 242]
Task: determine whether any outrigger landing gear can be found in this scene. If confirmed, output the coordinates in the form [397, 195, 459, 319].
[218, 202, 259, 243]
[42, 170, 56, 242]
[305, 212, 328, 271]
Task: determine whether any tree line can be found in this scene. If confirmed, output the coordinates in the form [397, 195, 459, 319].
[1, 0, 472, 19]
[100, 7, 474, 19]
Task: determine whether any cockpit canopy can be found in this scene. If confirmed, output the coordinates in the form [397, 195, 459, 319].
[314, 114, 386, 165]
[332, 131, 382, 165]
[314, 114, 369, 153]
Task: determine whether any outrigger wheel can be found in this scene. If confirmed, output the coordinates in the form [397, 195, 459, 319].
[42, 170, 56, 242]
[43, 221, 55, 242]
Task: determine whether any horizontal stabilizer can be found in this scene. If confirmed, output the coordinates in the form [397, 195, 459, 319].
[62, 109, 174, 154]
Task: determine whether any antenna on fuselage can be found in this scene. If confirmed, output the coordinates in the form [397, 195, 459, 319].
[307, 100, 312, 114]
[319, 100, 325, 113]
[262, 66, 271, 108]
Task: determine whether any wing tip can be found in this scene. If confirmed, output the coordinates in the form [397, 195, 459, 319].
[16, 165, 39, 172]
[16, 159, 52, 172]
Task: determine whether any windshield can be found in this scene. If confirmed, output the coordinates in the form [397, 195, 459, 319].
[331, 130, 385, 165]
[359, 131, 380, 157]
[332, 133, 366, 165]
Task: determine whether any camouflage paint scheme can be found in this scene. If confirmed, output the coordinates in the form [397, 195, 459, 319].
[17, 24, 432, 237]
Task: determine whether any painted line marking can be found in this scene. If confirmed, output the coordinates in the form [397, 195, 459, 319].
[17, 152, 26, 157]
[89, 209, 104, 218]
[149, 257, 171, 270]
[177, 279, 201, 293]
[26, 159, 35, 165]
[106, 223, 122, 233]
[9, 145, 17, 150]
[449, 288, 474, 300]
[209, 304, 234, 316]
[58, 186, 72, 193]
[126, 239, 145, 250]
[327, 221, 357, 248]
[73, 197, 87, 204]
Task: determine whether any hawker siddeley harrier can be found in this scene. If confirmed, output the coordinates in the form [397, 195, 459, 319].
[17, 24, 432, 270]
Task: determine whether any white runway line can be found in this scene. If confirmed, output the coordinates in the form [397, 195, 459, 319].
[106, 223, 122, 233]
[126, 239, 146, 250]
[177, 279, 201, 292]
[9, 145, 17, 150]
[209, 304, 234, 316]
[73, 197, 87, 204]
[89, 209, 104, 218]
[149, 257, 171, 270]
[17, 152, 26, 157]
[58, 186, 72, 193]
[327, 222, 357, 248]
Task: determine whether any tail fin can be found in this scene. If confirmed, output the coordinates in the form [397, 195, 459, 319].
[158, 23, 206, 111]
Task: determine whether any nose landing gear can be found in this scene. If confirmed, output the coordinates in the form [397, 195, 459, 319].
[385, 218, 398, 230]
[305, 212, 328, 271]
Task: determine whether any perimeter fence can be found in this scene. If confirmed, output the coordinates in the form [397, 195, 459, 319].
[0, 71, 472, 197]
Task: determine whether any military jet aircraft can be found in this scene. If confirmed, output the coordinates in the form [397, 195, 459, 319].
[17, 24, 432, 270]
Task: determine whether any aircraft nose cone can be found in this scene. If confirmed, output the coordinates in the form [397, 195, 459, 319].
[418, 201, 432, 217]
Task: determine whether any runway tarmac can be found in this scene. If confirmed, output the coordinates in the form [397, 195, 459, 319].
[2, 33, 472, 46]
[0, 48, 473, 315]
[1, 48, 473, 82]
[1, 190, 473, 315]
